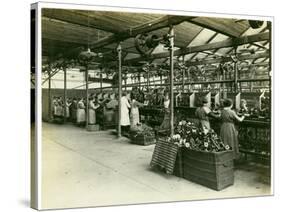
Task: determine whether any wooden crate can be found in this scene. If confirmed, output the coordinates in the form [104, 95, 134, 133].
[176, 148, 234, 191]
[130, 132, 156, 146]
[150, 138, 179, 174]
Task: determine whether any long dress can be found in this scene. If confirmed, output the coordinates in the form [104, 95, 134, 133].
[220, 109, 239, 158]
[70, 101, 77, 122]
[120, 96, 130, 126]
[160, 99, 170, 130]
[53, 102, 58, 117]
[76, 101, 86, 123]
[105, 99, 118, 123]
[130, 99, 143, 126]
[88, 101, 99, 125]
[195, 106, 211, 130]
[66, 102, 71, 118]
[56, 104, 63, 117]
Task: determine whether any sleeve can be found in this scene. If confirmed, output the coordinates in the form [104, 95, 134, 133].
[136, 100, 144, 107]
[230, 110, 237, 119]
[203, 106, 211, 114]
[126, 99, 131, 108]
[81, 102, 86, 109]
[94, 103, 100, 110]
[195, 108, 199, 118]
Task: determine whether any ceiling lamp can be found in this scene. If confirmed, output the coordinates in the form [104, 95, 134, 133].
[78, 48, 97, 62]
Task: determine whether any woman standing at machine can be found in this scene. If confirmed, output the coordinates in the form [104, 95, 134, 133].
[70, 98, 78, 123]
[88, 96, 100, 125]
[120, 92, 131, 135]
[65, 98, 72, 121]
[130, 93, 144, 127]
[159, 91, 170, 130]
[220, 98, 245, 159]
[104, 92, 118, 124]
[76, 98, 86, 127]
[195, 97, 219, 130]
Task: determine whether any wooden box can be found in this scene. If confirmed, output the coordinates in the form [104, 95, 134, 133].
[175, 148, 234, 191]
[130, 132, 156, 146]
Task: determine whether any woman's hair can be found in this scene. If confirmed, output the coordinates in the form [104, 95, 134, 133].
[223, 98, 233, 107]
[241, 99, 247, 105]
[202, 97, 208, 104]
[131, 93, 136, 100]
[122, 91, 127, 96]
[94, 96, 99, 102]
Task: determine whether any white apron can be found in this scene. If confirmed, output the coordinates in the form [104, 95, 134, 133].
[120, 96, 130, 126]
[77, 101, 86, 123]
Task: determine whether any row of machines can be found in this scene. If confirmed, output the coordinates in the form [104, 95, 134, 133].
[139, 90, 271, 163]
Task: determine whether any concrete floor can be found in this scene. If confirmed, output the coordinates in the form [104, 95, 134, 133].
[41, 122, 271, 210]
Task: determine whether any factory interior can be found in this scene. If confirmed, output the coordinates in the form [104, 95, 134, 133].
[31, 8, 272, 209]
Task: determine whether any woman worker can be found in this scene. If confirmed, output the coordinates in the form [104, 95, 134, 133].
[195, 97, 220, 130]
[120, 92, 131, 135]
[130, 93, 144, 127]
[88, 96, 100, 125]
[76, 98, 86, 127]
[220, 98, 245, 159]
[159, 91, 170, 130]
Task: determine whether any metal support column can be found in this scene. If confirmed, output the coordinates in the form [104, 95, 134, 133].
[100, 71, 103, 92]
[63, 66, 67, 123]
[138, 72, 141, 89]
[222, 69, 227, 98]
[169, 27, 175, 136]
[182, 69, 185, 92]
[48, 67, 52, 121]
[147, 71, 149, 91]
[117, 44, 122, 138]
[85, 67, 89, 128]
[234, 62, 238, 93]
[268, 21, 272, 117]
[124, 74, 127, 91]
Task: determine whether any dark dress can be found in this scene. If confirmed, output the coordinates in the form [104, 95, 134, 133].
[220, 109, 239, 158]
[70, 101, 77, 123]
[159, 99, 170, 130]
[195, 106, 211, 130]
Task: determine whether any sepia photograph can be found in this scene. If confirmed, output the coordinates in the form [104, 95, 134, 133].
[31, 2, 272, 210]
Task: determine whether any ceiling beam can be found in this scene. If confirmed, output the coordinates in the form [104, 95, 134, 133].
[187, 17, 248, 38]
[189, 18, 268, 53]
[185, 52, 269, 66]
[90, 15, 194, 49]
[125, 32, 269, 65]
[187, 32, 219, 61]
[200, 27, 252, 61]
[42, 9, 118, 34]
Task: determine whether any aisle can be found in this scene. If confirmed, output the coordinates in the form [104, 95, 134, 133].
[41, 122, 271, 209]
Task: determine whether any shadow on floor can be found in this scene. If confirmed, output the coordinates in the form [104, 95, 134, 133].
[19, 199, 30, 208]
